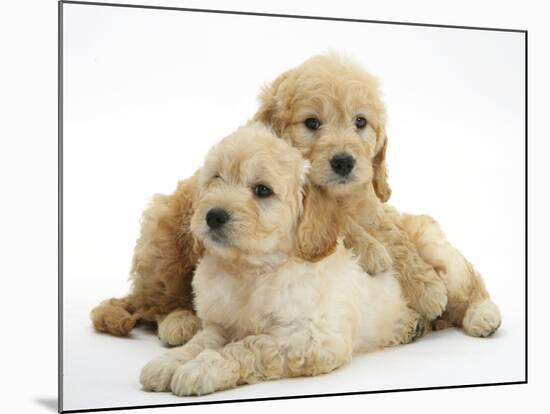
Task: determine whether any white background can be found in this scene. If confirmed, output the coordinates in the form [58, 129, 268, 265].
[1, 0, 546, 413]
[61, 2, 525, 411]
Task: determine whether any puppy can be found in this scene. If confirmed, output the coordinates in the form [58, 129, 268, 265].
[139, 123, 422, 396]
[253, 53, 501, 335]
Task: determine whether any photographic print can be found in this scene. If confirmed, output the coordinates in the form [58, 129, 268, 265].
[60, 1, 527, 412]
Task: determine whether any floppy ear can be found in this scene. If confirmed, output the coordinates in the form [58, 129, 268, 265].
[295, 184, 339, 262]
[372, 134, 391, 202]
[253, 70, 293, 136]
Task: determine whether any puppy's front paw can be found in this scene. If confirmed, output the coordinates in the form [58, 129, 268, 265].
[410, 273, 448, 320]
[158, 310, 201, 346]
[170, 350, 238, 396]
[140, 355, 180, 392]
[359, 242, 393, 275]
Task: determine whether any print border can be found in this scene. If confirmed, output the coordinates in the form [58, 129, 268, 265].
[58, 1, 528, 412]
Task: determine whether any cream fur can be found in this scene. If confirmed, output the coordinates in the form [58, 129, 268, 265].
[91, 53, 501, 344]
[90, 174, 202, 341]
[252, 53, 447, 321]
[400, 214, 501, 336]
[253, 53, 500, 331]
[140, 124, 420, 396]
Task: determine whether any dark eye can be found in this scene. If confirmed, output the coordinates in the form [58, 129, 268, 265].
[304, 118, 321, 130]
[213, 173, 221, 179]
[254, 184, 273, 198]
[355, 116, 367, 129]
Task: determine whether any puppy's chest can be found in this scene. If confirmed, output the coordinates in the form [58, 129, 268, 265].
[194, 264, 321, 339]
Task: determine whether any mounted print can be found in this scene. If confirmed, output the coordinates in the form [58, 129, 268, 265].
[59, 1, 527, 412]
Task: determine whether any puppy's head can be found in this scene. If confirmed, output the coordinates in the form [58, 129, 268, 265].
[191, 122, 309, 264]
[254, 53, 391, 201]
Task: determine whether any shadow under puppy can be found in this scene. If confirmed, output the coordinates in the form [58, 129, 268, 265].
[253, 54, 501, 336]
[140, 122, 422, 396]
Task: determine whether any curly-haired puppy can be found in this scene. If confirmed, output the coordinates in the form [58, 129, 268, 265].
[253, 53, 501, 335]
[139, 122, 422, 396]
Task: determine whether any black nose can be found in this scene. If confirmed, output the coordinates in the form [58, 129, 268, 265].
[330, 153, 356, 177]
[206, 208, 230, 230]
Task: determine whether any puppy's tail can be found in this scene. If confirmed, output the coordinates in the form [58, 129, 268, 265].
[90, 296, 142, 336]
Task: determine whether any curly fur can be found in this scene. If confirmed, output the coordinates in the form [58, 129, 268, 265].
[400, 214, 501, 336]
[140, 124, 422, 396]
[91, 53, 500, 342]
[91, 175, 202, 343]
[253, 53, 500, 331]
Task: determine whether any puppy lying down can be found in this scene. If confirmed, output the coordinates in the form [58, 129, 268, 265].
[140, 123, 421, 396]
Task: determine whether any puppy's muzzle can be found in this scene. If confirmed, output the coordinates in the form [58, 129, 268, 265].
[330, 153, 356, 177]
[206, 208, 230, 230]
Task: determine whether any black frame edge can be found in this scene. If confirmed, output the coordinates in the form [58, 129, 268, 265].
[58, 0, 64, 413]
[62, 381, 528, 414]
[525, 30, 529, 383]
[60, 0, 527, 33]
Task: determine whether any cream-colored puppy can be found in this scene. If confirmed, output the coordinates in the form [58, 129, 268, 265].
[140, 123, 421, 396]
[254, 53, 501, 336]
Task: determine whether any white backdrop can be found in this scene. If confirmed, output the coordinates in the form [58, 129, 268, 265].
[61, 2, 525, 412]
[5, 0, 549, 414]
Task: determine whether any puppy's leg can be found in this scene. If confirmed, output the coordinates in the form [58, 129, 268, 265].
[140, 324, 227, 392]
[170, 333, 351, 396]
[377, 223, 448, 322]
[157, 309, 202, 346]
[394, 256, 448, 322]
[343, 218, 393, 274]
[402, 214, 501, 337]
[90, 295, 141, 336]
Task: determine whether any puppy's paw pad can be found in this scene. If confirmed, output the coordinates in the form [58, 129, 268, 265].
[170, 351, 236, 396]
[463, 300, 502, 337]
[140, 355, 180, 392]
[158, 310, 201, 346]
